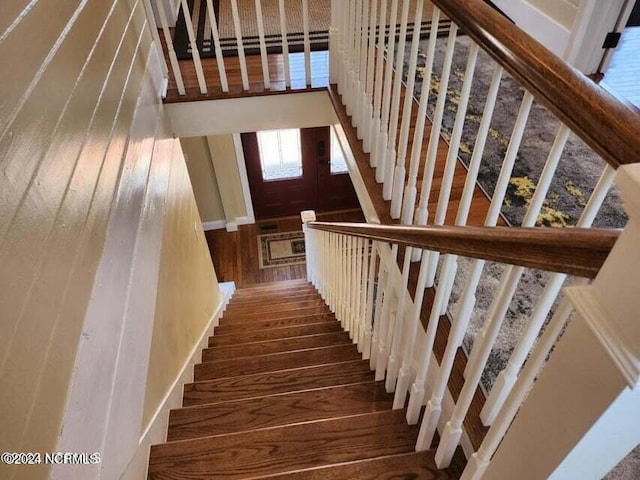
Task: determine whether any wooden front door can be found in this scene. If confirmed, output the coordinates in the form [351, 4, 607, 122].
[242, 127, 359, 219]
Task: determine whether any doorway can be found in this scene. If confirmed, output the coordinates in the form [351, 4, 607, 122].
[241, 127, 360, 219]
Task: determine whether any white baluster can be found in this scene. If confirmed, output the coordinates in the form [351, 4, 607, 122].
[351, 0, 363, 127]
[383, 0, 411, 201]
[385, 246, 412, 392]
[360, 237, 369, 347]
[401, 8, 440, 226]
[353, 238, 366, 344]
[342, 0, 352, 105]
[480, 166, 616, 424]
[408, 91, 535, 429]
[202, 0, 228, 92]
[348, 235, 356, 337]
[370, 245, 387, 370]
[356, 237, 367, 349]
[455, 64, 504, 226]
[437, 125, 572, 467]
[302, 0, 312, 86]
[424, 43, 479, 284]
[341, 234, 348, 325]
[413, 23, 458, 232]
[374, 0, 399, 184]
[344, 0, 356, 113]
[155, 0, 186, 95]
[330, 233, 337, 312]
[362, 0, 378, 153]
[375, 245, 398, 379]
[179, 0, 208, 93]
[356, 0, 368, 137]
[369, 0, 388, 167]
[278, 0, 291, 88]
[230, 0, 250, 90]
[390, 0, 424, 218]
[460, 291, 582, 480]
[363, 241, 377, 359]
[254, 0, 270, 89]
[392, 249, 429, 409]
[329, 0, 339, 83]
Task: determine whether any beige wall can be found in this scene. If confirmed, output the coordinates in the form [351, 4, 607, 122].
[207, 134, 249, 223]
[181, 136, 226, 223]
[527, 0, 581, 28]
[0, 0, 219, 478]
[143, 147, 220, 427]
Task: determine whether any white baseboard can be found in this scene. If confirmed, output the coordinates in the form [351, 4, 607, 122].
[120, 282, 235, 480]
[202, 220, 227, 231]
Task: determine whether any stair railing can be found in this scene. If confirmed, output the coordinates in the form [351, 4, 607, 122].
[301, 201, 640, 479]
[328, 0, 640, 476]
[150, 0, 319, 97]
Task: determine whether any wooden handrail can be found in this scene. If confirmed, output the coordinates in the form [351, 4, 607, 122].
[308, 222, 620, 278]
[431, 0, 640, 170]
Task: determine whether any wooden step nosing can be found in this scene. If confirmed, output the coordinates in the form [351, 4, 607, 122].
[219, 308, 330, 323]
[185, 359, 371, 387]
[213, 321, 337, 336]
[181, 378, 378, 410]
[211, 320, 339, 339]
[241, 451, 450, 480]
[172, 380, 379, 413]
[221, 303, 327, 318]
[225, 293, 320, 305]
[204, 331, 350, 352]
[158, 409, 402, 446]
[197, 343, 360, 367]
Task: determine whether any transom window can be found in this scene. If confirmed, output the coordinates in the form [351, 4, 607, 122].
[257, 129, 303, 181]
[330, 128, 349, 174]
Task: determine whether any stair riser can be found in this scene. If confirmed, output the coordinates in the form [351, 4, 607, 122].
[222, 300, 326, 319]
[208, 322, 343, 347]
[214, 315, 335, 335]
[218, 306, 329, 324]
[231, 286, 314, 298]
[202, 332, 351, 362]
[225, 293, 320, 310]
[194, 345, 362, 381]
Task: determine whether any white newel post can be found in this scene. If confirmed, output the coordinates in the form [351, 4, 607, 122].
[301, 210, 317, 283]
[477, 164, 640, 480]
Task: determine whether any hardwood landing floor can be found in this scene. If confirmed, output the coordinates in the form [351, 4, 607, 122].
[205, 209, 365, 288]
[163, 43, 330, 102]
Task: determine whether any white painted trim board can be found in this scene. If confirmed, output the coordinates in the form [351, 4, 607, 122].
[120, 282, 235, 480]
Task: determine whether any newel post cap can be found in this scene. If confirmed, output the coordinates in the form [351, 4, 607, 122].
[300, 210, 317, 224]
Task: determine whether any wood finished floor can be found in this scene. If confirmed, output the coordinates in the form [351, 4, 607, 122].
[164, 46, 330, 102]
[602, 27, 640, 108]
[206, 209, 365, 288]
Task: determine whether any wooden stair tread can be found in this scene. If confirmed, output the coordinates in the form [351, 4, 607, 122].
[252, 451, 457, 480]
[224, 293, 321, 310]
[214, 313, 335, 335]
[208, 321, 343, 347]
[221, 299, 327, 319]
[148, 410, 419, 480]
[217, 306, 330, 324]
[194, 344, 362, 381]
[202, 332, 352, 362]
[167, 382, 392, 441]
[182, 360, 373, 406]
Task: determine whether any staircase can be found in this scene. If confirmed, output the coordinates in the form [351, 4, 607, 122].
[148, 279, 464, 479]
